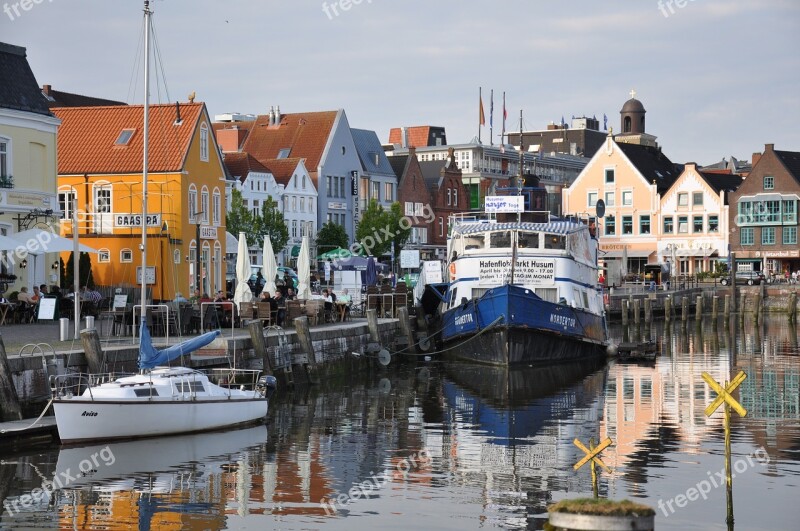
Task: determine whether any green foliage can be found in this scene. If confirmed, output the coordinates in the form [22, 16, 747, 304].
[225, 189, 254, 242]
[355, 200, 411, 257]
[254, 196, 289, 252]
[59, 257, 66, 288]
[64, 252, 94, 289]
[64, 252, 74, 290]
[317, 221, 349, 254]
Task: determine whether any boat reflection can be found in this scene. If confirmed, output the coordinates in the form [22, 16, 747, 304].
[429, 360, 608, 519]
[54, 425, 267, 530]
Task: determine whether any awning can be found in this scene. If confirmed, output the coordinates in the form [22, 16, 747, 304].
[602, 250, 654, 259]
[291, 245, 300, 257]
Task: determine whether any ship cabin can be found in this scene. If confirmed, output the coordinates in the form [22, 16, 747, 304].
[446, 207, 602, 316]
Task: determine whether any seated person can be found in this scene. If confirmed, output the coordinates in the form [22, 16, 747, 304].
[17, 287, 35, 304]
[322, 289, 334, 322]
[273, 291, 286, 326]
[174, 292, 188, 305]
[31, 286, 42, 303]
[286, 287, 296, 300]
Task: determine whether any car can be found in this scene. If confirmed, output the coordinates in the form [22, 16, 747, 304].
[248, 266, 299, 293]
[719, 270, 765, 286]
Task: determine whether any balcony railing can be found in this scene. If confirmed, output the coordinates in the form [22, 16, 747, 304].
[0, 175, 13, 189]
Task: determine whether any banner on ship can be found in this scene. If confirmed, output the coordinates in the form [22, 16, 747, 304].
[478, 258, 555, 285]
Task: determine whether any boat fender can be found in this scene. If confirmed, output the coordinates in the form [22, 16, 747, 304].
[606, 343, 618, 357]
[449, 262, 456, 280]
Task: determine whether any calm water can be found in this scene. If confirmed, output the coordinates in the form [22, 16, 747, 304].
[1, 317, 798, 530]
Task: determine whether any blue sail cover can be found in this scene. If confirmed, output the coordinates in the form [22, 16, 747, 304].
[138, 323, 222, 370]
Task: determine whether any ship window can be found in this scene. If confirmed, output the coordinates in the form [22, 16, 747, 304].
[490, 231, 512, 248]
[464, 235, 484, 250]
[134, 388, 159, 397]
[545, 235, 566, 250]
[450, 287, 458, 308]
[176, 381, 205, 393]
[535, 288, 557, 303]
[518, 232, 539, 249]
[583, 291, 590, 308]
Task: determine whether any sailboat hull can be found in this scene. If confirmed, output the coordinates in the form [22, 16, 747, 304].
[53, 397, 268, 444]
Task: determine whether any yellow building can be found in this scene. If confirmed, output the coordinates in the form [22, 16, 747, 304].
[0, 43, 61, 294]
[54, 102, 227, 301]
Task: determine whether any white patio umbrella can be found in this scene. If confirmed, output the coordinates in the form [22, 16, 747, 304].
[10, 228, 98, 254]
[621, 245, 628, 279]
[233, 232, 254, 306]
[261, 237, 277, 296]
[296, 235, 311, 300]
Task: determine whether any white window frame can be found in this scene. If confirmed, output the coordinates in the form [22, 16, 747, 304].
[0, 136, 10, 178]
[98, 249, 111, 263]
[604, 191, 615, 207]
[622, 190, 633, 206]
[174, 249, 181, 264]
[587, 191, 598, 209]
[405, 202, 413, 216]
[58, 187, 77, 221]
[384, 182, 393, 202]
[200, 123, 209, 162]
[120, 249, 133, 263]
[201, 187, 210, 224]
[212, 188, 221, 226]
[188, 185, 198, 223]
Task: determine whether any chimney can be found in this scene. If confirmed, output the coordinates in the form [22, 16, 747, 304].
[42, 84, 52, 96]
[765, 143, 775, 152]
[275, 106, 282, 124]
[216, 129, 243, 153]
[268, 106, 275, 126]
[752, 151, 762, 167]
[400, 127, 407, 148]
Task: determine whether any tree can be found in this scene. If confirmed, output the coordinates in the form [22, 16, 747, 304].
[355, 200, 410, 257]
[253, 197, 289, 252]
[316, 221, 349, 255]
[65, 252, 95, 289]
[225, 189, 254, 241]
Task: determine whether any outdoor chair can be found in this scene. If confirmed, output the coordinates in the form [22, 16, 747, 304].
[286, 300, 302, 322]
[256, 302, 272, 326]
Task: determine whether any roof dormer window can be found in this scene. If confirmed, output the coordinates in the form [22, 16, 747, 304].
[115, 129, 136, 146]
[278, 148, 291, 159]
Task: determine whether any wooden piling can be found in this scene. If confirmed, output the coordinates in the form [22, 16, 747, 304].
[366, 309, 380, 343]
[293, 317, 319, 384]
[0, 334, 23, 421]
[712, 296, 719, 320]
[80, 328, 104, 374]
[696, 295, 704, 321]
[681, 296, 689, 322]
[248, 320, 273, 376]
[621, 300, 629, 326]
[397, 306, 416, 353]
[644, 298, 652, 324]
[753, 292, 762, 323]
[788, 292, 798, 322]
[633, 299, 641, 326]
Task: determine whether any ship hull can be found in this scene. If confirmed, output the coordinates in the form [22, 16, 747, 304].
[440, 284, 607, 366]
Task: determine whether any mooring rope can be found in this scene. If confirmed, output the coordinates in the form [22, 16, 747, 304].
[0, 398, 54, 433]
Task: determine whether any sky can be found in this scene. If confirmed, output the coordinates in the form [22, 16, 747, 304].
[2, 0, 799, 165]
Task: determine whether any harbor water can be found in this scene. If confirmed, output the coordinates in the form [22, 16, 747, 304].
[0, 316, 798, 530]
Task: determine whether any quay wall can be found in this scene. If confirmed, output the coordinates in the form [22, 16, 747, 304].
[0, 320, 399, 420]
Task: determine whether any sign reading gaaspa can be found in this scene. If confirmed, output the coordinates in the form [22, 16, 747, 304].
[114, 214, 162, 227]
[485, 195, 524, 213]
[478, 258, 555, 285]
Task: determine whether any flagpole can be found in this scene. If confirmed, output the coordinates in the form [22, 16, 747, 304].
[490, 89, 494, 146]
[501, 91, 506, 145]
[478, 87, 482, 144]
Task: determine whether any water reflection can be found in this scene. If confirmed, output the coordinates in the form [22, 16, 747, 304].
[0, 317, 798, 530]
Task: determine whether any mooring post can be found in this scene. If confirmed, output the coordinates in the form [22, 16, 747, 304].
[696, 295, 704, 321]
[248, 320, 273, 376]
[664, 296, 672, 322]
[293, 316, 319, 384]
[397, 306, 416, 353]
[621, 299, 629, 326]
[366, 309, 380, 343]
[644, 298, 652, 324]
[788, 292, 798, 323]
[632, 299, 641, 326]
[712, 296, 719, 320]
[681, 296, 689, 322]
[0, 334, 23, 421]
[80, 328, 104, 374]
[724, 294, 731, 319]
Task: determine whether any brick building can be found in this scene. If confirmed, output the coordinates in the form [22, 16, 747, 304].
[728, 144, 800, 276]
[419, 148, 469, 250]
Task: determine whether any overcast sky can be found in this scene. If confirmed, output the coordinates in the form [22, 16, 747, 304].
[3, 0, 798, 164]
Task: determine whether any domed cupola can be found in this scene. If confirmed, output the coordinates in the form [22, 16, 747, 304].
[620, 89, 646, 134]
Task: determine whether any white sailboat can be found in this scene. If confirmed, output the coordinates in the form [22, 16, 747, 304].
[50, 1, 275, 444]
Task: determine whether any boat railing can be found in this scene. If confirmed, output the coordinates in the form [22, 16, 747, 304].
[49, 371, 134, 401]
[205, 368, 263, 392]
[449, 210, 552, 225]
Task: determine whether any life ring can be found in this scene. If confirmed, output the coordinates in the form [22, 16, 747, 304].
[449, 262, 456, 280]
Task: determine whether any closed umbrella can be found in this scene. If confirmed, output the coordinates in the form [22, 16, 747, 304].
[621, 245, 628, 279]
[261, 238, 277, 296]
[233, 232, 253, 306]
[296, 235, 311, 300]
[365, 257, 378, 287]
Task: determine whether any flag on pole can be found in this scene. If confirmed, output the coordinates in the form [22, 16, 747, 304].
[490, 90, 494, 130]
[502, 92, 507, 133]
[603, 113, 608, 131]
[479, 89, 485, 126]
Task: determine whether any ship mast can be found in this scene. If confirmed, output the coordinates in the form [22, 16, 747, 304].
[140, 0, 151, 324]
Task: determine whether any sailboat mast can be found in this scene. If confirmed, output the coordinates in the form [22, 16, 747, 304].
[141, 0, 151, 322]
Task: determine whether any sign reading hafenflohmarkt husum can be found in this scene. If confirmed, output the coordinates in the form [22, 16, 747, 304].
[479, 258, 556, 285]
[484, 195, 524, 213]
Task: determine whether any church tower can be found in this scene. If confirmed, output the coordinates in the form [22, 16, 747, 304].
[615, 90, 658, 147]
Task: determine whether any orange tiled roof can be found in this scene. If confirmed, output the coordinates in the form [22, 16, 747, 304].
[223, 152, 271, 184]
[53, 103, 205, 174]
[261, 158, 304, 187]
[212, 111, 337, 180]
[388, 126, 431, 148]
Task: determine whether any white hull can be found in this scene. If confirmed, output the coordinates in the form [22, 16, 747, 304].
[53, 397, 268, 444]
